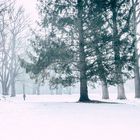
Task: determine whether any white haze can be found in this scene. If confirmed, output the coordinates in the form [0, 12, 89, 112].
[16, 0, 38, 22]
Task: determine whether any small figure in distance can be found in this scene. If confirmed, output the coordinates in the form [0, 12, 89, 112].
[23, 93, 26, 101]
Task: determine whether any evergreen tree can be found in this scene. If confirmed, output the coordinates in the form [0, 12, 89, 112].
[85, 0, 113, 99]
[21, 0, 135, 101]
[105, 0, 134, 99]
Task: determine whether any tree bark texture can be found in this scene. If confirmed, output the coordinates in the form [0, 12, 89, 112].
[2, 81, 9, 95]
[101, 80, 109, 99]
[94, 43, 109, 99]
[10, 36, 16, 97]
[132, 0, 140, 98]
[77, 0, 90, 102]
[117, 82, 126, 99]
[111, 1, 126, 99]
[10, 80, 16, 97]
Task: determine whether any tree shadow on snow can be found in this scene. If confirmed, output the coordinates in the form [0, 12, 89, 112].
[76, 100, 123, 104]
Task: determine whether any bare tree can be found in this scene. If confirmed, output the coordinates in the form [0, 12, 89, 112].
[0, 9, 11, 95]
[0, 1, 28, 96]
[0, 1, 8, 14]
[8, 5, 27, 97]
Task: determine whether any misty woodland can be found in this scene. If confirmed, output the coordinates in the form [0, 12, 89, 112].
[0, 0, 140, 102]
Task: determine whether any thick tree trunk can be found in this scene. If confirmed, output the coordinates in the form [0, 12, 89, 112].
[117, 82, 126, 99]
[116, 67, 126, 99]
[132, 0, 140, 98]
[94, 42, 110, 99]
[134, 62, 140, 98]
[79, 74, 89, 102]
[134, 44, 140, 98]
[101, 80, 109, 99]
[77, 0, 90, 102]
[111, 1, 126, 99]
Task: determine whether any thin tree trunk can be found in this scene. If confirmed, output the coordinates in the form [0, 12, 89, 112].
[10, 79, 16, 97]
[101, 80, 109, 99]
[37, 83, 40, 95]
[68, 86, 71, 95]
[2, 82, 9, 95]
[77, 0, 90, 102]
[23, 83, 25, 95]
[32, 84, 36, 95]
[10, 36, 16, 97]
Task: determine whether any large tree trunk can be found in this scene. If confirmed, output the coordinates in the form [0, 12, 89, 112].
[94, 42, 110, 99]
[111, 1, 126, 99]
[77, 0, 90, 102]
[134, 43, 140, 98]
[101, 80, 109, 99]
[117, 82, 126, 99]
[117, 75, 126, 100]
[134, 59, 140, 98]
[116, 67, 126, 99]
[132, 0, 140, 98]
[115, 61, 126, 99]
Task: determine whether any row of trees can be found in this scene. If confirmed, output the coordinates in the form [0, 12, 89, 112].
[21, 0, 140, 102]
[0, 0, 27, 96]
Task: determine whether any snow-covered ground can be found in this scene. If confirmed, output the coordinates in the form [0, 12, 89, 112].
[0, 94, 140, 140]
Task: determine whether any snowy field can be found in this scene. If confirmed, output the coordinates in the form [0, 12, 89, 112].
[0, 94, 140, 140]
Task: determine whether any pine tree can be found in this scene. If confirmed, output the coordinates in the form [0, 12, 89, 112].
[108, 0, 133, 99]
[21, 0, 98, 102]
[85, 0, 113, 99]
[21, 0, 135, 101]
